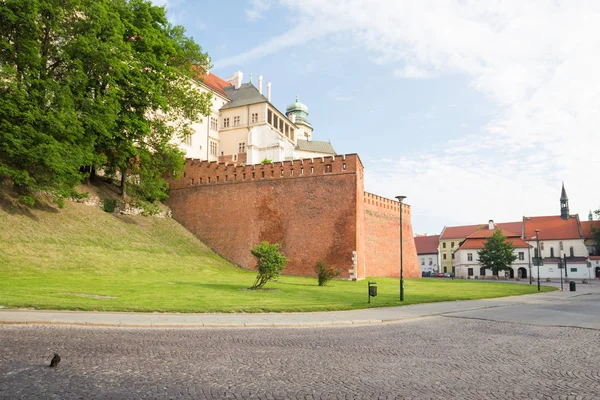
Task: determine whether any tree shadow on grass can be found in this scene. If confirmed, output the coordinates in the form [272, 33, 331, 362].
[0, 186, 60, 220]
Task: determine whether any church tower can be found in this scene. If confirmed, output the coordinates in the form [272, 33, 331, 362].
[560, 182, 569, 220]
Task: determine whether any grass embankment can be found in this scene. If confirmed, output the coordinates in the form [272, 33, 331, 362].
[0, 186, 555, 313]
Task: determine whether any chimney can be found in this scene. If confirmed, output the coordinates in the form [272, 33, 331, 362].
[258, 75, 263, 95]
[267, 82, 271, 102]
[488, 220, 494, 230]
[225, 71, 243, 89]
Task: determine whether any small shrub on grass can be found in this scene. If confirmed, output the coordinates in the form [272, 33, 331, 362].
[315, 261, 340, 286]
[136, 200, 161, 216]
[249, 242, 288, 290]
[103, 199, 116, 213]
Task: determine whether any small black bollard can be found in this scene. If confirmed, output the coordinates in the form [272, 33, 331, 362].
[368, 281, 377, 303]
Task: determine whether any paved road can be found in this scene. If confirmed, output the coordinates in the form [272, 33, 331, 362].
[1, 290, 599, 399]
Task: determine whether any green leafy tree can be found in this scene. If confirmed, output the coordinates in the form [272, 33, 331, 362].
[0, 0, 96, 204]
[591, 209, 600, 254]
[0, 0, 212, 204]
[249, 242, 288, 290]
[477, 229, 518, 276]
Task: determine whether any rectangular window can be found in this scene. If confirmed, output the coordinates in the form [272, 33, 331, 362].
[468, 268, 473, 276]
[238, 142, 246, 153]
[210, 141, 217, 156]
[421, 260, 425, 266]
[184, 133, 192, 146]
[210, 117, 218, 130]
[451, 242, 455, 247]
[233, 116, 240, 126]
[570, 268, 577, 272]
[467, 253, 473, 261]
[223, 118, 230, 128]
[443, 267, 447, 273]
[443, 243, 446, 249]
[251, 113, 258, 123]
[443, 254, 447, 260]
[518, 252, 525, 260]
[452, 253, 455, 260]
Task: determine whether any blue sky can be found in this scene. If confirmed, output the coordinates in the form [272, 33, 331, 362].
[155, 0, 600, 235]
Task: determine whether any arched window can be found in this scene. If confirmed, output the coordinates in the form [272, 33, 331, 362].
[570, 247, 574, 257]
[550, 247, 554, 258]
[480, 267, 486, 276]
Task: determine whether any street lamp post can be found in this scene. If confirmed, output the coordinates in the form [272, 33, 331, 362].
[528, 246, 532, 285]
[396, 195, 407, 302]
[535, 229, 541, 292]
[588, 261, 592, 286]
[557, 257, 564, 291]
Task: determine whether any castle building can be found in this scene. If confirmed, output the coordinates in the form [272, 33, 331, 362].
[175, 70, 335, 164]
[166, 70, 420, 280]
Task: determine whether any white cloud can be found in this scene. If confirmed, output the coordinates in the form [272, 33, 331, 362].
[222, 1, 600, 232]
[245, 0, 274, 21]
[394, 65, 436, 79]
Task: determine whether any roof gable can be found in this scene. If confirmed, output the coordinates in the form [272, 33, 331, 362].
[581, 220, 600, 239]
[458, 237, 532, 250]
[295, 140, 336, 155]
[414, 235, 440, 254]
[192, 67, 231, 97]
[523, 215, 582, 240]
[440, 221, 522, 240]
[221, 83, 268, 110]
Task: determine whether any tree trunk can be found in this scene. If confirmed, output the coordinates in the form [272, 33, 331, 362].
[120, 168, 127, 198]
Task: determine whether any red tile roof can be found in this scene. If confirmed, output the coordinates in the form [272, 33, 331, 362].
[523, 215, 582, 240]
[466, 226, 521, 239]
[414, 235, 440, 254]
[459, 237, 532, 250]
[580, 221, 600, 239]
[440, 221, 521, 239]
[590, 255, 600, 260]
[191, 66, 231, 97]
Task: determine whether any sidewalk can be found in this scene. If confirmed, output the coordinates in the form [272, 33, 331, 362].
[1, 284, 596, 328]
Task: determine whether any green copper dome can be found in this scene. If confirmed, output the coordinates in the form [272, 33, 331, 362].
[286, 95, 308, 113]
[286, 95, 311, 127]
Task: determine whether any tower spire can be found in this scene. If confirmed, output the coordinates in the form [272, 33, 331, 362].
[560, 182, 569, 220]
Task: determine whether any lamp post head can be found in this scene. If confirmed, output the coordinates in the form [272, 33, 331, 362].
[395, 195, 407, 203]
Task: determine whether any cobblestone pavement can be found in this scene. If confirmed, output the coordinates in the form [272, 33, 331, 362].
[1, 317, 598, 399]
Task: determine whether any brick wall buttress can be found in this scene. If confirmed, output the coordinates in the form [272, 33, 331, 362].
[363, 193, 420, 278]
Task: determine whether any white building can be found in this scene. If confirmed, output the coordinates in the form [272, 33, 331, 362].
[414, 234, 440, 275]
[451, 184, 599, 281]
[175, 70, 336, 164]
[454, 220, 532, 279]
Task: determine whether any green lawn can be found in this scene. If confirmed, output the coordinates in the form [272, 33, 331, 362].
[0, 187, 556, 313]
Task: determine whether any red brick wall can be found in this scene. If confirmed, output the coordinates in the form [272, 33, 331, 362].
[363, 193, 420, 278]
[168, 155, 363, 279]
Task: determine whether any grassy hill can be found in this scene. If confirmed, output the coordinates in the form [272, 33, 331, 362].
[0, 184, 555, 313]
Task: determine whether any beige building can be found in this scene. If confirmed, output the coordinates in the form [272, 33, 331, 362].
[175, 70, 335, 164]
[438, 221, 522, 275]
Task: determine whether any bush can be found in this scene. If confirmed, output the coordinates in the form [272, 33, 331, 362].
[315, 261, 340, 286]
[103, 199, 116, 213]
[249, 242, 287, 290]
[136, 200, 161, 216]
